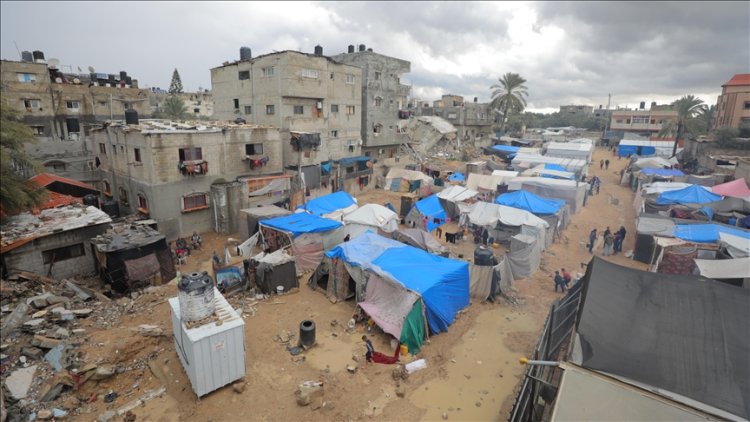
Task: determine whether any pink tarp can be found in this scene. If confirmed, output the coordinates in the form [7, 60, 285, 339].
[290, 233, 324, 274]
[712, 179, 750, 199]
[358, 274, 420, 339]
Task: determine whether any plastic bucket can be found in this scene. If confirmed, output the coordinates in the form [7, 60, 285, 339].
[276, 285, 284, 295]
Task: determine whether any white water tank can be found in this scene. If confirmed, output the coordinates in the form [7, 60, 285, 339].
[177, 271, 215, 321]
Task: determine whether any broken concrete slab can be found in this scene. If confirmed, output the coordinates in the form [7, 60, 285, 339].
[22, 347, 43, 359]
[32, 310, 48, 319]
[1, 303, 29, 333]
[63, 279, 92, 301]
[45, 296, 70, 306]
[23, 318, 45, 328]
[91, 365, 115, 381]
[32, 335, 62, 349]
[40, 383, 65, 402]
[44, 344, 66, 372]
[4, 365, 37, 401]
[54, 328, 70, 339]
[137, 324, 164, 337]
[27, 293, 53, 309]
[72, 309, 93, 317]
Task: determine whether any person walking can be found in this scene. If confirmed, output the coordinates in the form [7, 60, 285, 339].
[554, 271, 566, 292]
[602, 231, 614, 256]
[362, 335, 374, 365]
[603, 226, 611, 239]
[613, 232, 622, 254]
[616, 226, 627, 252]
[562, 268, 572, 287]
[605, 159, 610, 170]
[594, 176, 601, 194]
[482, 228, 489, 246]
[600, 159, 604, 169]
[588, 228, 598, 254]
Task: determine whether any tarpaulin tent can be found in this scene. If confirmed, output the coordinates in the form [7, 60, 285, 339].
[495, 190, 564, 215]
[466, 173, 515, 192]
[656, 184, 722, 205]
[506, 177, 589, 213]
[385, 168, 433, 193]
[694, 257, 750, 280]
[573, 257, 750, 420]
[324, 232, 469, 352]
[296, 191, 358, 220]
[632, 156, 677, 170]
[447, 172, 465, 183]
[673, 223, 750, 243]
[250, 249, 298, 295]
[437, 185, 478, 218]
[712, 178, 750, 199]
[465, 201, 550, 248]
[392, 229, 446, 254]
[511, 154, 588, 175]
[342, 203, 399, 235]
[618, 140, 678, 158]
[404, 194, 447, 232]
[489, 145, 520, 160]
[640, 168, 685, 177]
[238, 205, 292, 240]
[544, 141, 593, 162]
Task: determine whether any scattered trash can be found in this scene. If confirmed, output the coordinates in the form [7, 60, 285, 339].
[295, 380, 324, 406]
[405, 359, 427, 374]
[104, 392, 119, 403]
[346, 364, 358, 373]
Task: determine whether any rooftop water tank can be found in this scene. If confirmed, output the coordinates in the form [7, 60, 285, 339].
[32, 50, 45, 62]
[240, 46, 252, 60]
[125, 109, 139, 125]
[358, 44, 366, 52]
[348, 45, 355, 53]
[21, 51, 33, 62]
[178, 272, 216, 322]
[314, 45, 323, 56]
[101, 199, 120, 218]
[83, 194, 99, 208]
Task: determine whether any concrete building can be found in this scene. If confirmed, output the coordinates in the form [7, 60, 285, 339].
[413, 95, 494, 147]
[90, 120, 284, 239]
[559, 105, 594, 115]
[0, 205, 111, 279]
[210, 47, 363, 169]
[713, 74, 750, 129]
[149, 89, 214, 118]
[609, 106, 678, 136]
[331, 45, 412, 159]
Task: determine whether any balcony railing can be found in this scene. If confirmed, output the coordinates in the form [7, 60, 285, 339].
[178, 160, 208, 176]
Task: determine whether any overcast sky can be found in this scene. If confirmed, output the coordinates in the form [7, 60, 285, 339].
[2, 1, 747, 113]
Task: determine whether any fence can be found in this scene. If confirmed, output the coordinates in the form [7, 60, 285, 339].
[507, 282, 583, 422]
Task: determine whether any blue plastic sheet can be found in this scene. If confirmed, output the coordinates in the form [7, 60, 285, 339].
[656, 185, 722, 205]
[673, 224, 750, 243]
[448, 172, 465, 182]
[544, 163, 567, 172]
[495, 190, 564, 215]
[337, 156, 371, 166]
[414, 194, 447, 231]
[641, 168, 684, 177]
[491, 145, 520, 153]
[321, 161, 332, 174]
[297, 191, 356, 217]
[260, 213, 342, 237]
[618, 145, 638, 157]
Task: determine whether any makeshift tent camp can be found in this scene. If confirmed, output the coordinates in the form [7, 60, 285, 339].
[544, 141, 593, 162]
[656, 184, 722, 205]
[465, 201, 550, 251]
[238, 205, 292, 240]
[506, 177, 589, 213]
[522, 164, 575, 180]
[572, 257, 750, 420]
[465, 173, 515, 193]
[437, 185, 478, 218]
[296, 191, 358, 220]
[495, 190, 564, 215]
[640, 168, 684, 178]
[385, 168, 433, 193]
[249, 249, 298, 295]
[391, 228, 446, 254]
[447, 172, 465, 183]
[511, 154, 588, 175]
[323, 232, 470, 353]
[617, 140, 679, 157]
[404, 194, 447, 232]
[712, 178, 750, 199]
[342, 203, 399, 236]
[259, 213, 344, 274]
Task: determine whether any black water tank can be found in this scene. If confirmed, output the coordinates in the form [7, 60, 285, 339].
[32, 50, 45, 61]
[348, 45, 355, 53]
[358, 44, 366, 52]
[125, 76, 132, 85]
[474, 246, 495, 266]
[299, 320, 316, 348]
[240, 46, 252, 60]
[367, 48, 373, 52]
[21, 51, 33, 62]
[639, 101, 646, 109]
[125, 109, 139, 125]
[314, 45, 323, 56]
[108, 74, 116, 82]
[474, 97, 478, 103]
[83, 194, 99, 208]
[101, 199, 120, 218]
[119, 71, 127, 80]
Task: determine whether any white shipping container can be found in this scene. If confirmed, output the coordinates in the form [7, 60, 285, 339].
[169, 288, 245, 397]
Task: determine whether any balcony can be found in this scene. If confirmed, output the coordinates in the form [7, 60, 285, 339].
[178, 160, 208, 176]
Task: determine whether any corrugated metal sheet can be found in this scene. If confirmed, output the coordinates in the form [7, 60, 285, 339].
[169, 288, 245, 397]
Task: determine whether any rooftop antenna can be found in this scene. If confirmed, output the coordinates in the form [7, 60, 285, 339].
[13, 40, 21, 59]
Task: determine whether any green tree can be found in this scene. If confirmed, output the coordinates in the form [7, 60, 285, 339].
[490, 73, 528, 134]
[657, 95, 705, 157]
[163, 95, 188, 120]
[0, 101, 45, 216]
[695, 104, 715, 135]
[168, 68, 183, 94]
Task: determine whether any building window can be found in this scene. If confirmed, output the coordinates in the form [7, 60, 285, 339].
[348, 145, 355, 152]
[293, 105, 304, 115]
[330, 130, 338, 138]
[233, 99, 239, 109]
[193, 108, 200, 113]
[374, 97, 382, 107]
[331, 104, 339, 113]
[632, 116, 649, 124]
[262, 67, 275, 77]
[22, 99, 41, 110]
[245, 143, 264, 155]
[373, 124, 382, 135]
[374, 71, 381, 80]
[42, 243, 85, 265]
[66, 118, 80, 134]
[66, 101, 80, 111]
[626, 119, 631, 124]
[16, 73, 36, 83]
[178, 147, 202, 162]
[244, 106, 252, 114]
[99, 143, 107, 154]
[346, 105, 356, 115]
[302, 69, 319, 79]
[238, 70, 250, 80]
[118, 187, 129, 206]
[134, 148, 141, 163]
[266, 105, 275, 115]
[137, 194, 148, 212]
[182, 193, 209, 212]
[103, 180, 111, 196]
[447, 113, 457, 119]
[31, 126, 44, 135]
[744, 101, 750, 110]
[616, 119, 623, 124]
[345, 74, 355, 84]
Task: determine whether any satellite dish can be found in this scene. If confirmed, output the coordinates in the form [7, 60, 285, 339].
[88, 66, 96, 73]
[48, 58, 60, 66]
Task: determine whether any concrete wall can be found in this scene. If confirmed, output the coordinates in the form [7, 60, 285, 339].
[2, 224, 108, 279]
[610, 109, 678, 133]
[150, 91, 214, 118]
[714, 84, 750, 129]
[24, 139, 100, 184]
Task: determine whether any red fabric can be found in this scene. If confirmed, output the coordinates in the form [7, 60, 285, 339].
[371, 344, 401, 365]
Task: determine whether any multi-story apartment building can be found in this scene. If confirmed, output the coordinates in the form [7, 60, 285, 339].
[210, 47, 363, 170]
[149, 89, 214, 118]
[559, 105, 594, 115]
[90, 120, 283, 238]
[331, 45, 412, 159]
[609, 106, 678, 137]
[713, 73, 750, 130]
[413, 95, 494, 145]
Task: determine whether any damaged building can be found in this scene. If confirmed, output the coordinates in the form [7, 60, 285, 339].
[413, 95, 494, 148]
[404, 115, 459, 158]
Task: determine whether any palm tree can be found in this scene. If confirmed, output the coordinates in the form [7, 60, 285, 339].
[490, 73, 528, 135]
[163, 95, 188, 120]
[658, 95, 705, 157]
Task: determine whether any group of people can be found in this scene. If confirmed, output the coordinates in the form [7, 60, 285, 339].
[588, 175, 601, 195]
[599, 159, 611, 170]
[588, 226, 627, 256]
[172, 232, 204, 266]
[553, 268, 574, 292]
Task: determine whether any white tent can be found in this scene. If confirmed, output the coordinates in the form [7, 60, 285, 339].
[466, 202, 549, 230]
[491, 170, 520, 178]
[633, 157, 678, 170]
[342, 204, 399, 233]
[719, 232, 750, 258]
[545, 141, 593, 162]
[511, 153, 588, 174]
[385, 168, 433, 192]
[466, 173, 515, 192]
[694, 257, 750, 279]
[437, 185, 479, 202]
[522, 164, 575, 180]
[506, 176, 590, 213]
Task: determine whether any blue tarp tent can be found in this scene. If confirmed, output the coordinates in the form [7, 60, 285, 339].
[337, 156, 371, 166]
[544, 163, 567, 172]
[641, 168, 685, 177]
[491, 145, 520, 159]
[655, 184, 722, 205]
[673, 224, 750, 243]
[411, 194, 447, 231]
[617, 144, 638, 157]
[448, 172, 465, 182]
[326, 232, 470, 335]
[296, 191, 357, 218]
[495, 190, 564, 215]
[260, 213, 342, 238]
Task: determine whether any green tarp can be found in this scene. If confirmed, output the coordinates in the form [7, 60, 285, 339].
[400, 300, 426, 354]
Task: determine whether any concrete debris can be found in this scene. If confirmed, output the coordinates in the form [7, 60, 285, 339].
[295, 381, 324, 406]
[22, 347, 43, 359]
[37, 409, 53, 420]
[137, 324, 164, 337]
[91, 365, 116, 381]
[72, 308, 93, 317]
[54, 328, 70, 339]
[44, 344, 67, 372]
[1, 303, 29, 333]
[23, 318, 45, 328]
[32, 335, 62, 349]
[32, 310, 48, 319]
[346, 364, 358, 373]
[4, 365, 37, 401]
[40, 382, 65, 402]
[27, 293, 54, 309]
[52, 409, 68, 419]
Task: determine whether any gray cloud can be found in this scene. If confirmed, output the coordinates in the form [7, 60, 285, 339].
[1, 1, 742, 112]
